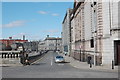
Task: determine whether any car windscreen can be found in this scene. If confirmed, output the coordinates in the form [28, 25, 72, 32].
[56, 56, 63, 58]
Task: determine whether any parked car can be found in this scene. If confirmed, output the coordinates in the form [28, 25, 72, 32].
[54, 55, 65, 63]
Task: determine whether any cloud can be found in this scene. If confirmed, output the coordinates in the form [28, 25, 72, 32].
[38, 11, 47, 14]
[2, 20, 26, 28]
[38, 11, 59, 17]
[51, 13, 59, 16]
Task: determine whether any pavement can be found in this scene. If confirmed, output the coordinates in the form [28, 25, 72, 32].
[0, 59, 22, 67]
[0, 64, 23, 67]
[0, 57, 23, 67]
[60, 53, 118, 72]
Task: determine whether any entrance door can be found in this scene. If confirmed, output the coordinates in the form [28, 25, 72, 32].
[117, 44, 120, 65]
[114, 40, 120, 65]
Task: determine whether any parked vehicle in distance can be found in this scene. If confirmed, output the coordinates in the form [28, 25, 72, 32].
[54, 55, 65, 63]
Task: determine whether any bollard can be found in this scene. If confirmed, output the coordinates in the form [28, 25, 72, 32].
[16, 53, 18, 58]
[112, 60, 114, 69]
[7, 54, 9, 58]
[13, 54, 15, 58]
[2, 54, 3, 58]
[5, 54, 6, 58]
[10, 54, 12, 58]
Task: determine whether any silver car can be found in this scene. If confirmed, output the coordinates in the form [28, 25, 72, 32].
[54, 55, 65, 63]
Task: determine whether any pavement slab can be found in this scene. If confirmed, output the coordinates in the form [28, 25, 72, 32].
[61, 54, 118, 72]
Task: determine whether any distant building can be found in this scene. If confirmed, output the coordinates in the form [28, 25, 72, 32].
[0, 37, 28, 51]
[38, 35, 62, 51]
[71, 1, 85, 61]
[38, 41, 46, 51]
[23, 41, 39, 51]
[62, 8, 73, 55]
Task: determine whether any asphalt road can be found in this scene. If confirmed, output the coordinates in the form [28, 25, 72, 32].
[2, 51, 118, 78]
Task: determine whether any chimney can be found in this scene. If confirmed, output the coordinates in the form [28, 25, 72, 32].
[47, 35, 49, 38]
[23, 35, 25, 40]
[9, 37, 12, 40]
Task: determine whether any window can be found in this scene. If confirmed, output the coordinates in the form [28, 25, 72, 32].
[90, 38, 94, 48]
[49, 44, 54, 46]
[94, 2, 97, 5]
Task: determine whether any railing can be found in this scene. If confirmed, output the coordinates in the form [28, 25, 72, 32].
[0, 51, 21, 58]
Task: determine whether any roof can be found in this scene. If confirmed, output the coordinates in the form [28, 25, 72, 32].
[0, 39, 28, 42]
[62, 8, 73, 24]
[72, 1, 84, 17]
[45, 37, 62, 40]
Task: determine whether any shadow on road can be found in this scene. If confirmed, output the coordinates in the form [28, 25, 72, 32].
[2, 66, 10, 67]
[55, 61, 70, 64]
[63, 61, 70, 63]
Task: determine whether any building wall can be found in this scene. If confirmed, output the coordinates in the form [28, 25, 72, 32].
[23, 41, 38, 51]
[62, 8, 72, 55]
[0, 39, 28, 51]
[64, 0, 120, 65]
[84, 2, 92, 41]
[44, 37, 62, 51]
[102, 1, 119, 65]
[71, 15, 75, 57]
[38, 41, 46, 51]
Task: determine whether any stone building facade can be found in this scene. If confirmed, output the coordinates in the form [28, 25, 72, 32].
[38, 35, 62, 52]
[62, 8, 73, 55]
[63, 0, 120, 66]
[38, 41, 46, 51]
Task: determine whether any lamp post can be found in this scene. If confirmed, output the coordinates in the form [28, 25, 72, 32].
[79, 44, 81, 61]
[91, 1, 97, 66]
[94, 32, 97, 66]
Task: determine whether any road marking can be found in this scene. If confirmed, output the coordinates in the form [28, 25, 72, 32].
[51, 60, 53, 66]
[51, 57, 53, 66]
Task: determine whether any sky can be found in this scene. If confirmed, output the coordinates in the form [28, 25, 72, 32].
[1, 2, 74, 41]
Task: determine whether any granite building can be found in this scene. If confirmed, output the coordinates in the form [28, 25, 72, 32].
[63, 0, 120, 66]
[62, 8, 73, 55]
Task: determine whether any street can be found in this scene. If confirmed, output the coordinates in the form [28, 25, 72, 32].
[2, 51, 118, 78]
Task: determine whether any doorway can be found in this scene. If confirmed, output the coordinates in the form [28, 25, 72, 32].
[114, 40, 120, 65]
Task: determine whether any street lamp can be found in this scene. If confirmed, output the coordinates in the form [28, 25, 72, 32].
[91, 1, 97, 66]
[94, 31, 97, 66]
[79, 40, 81, 61]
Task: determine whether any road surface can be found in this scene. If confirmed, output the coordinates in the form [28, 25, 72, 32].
[2, 51, 118, 78]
